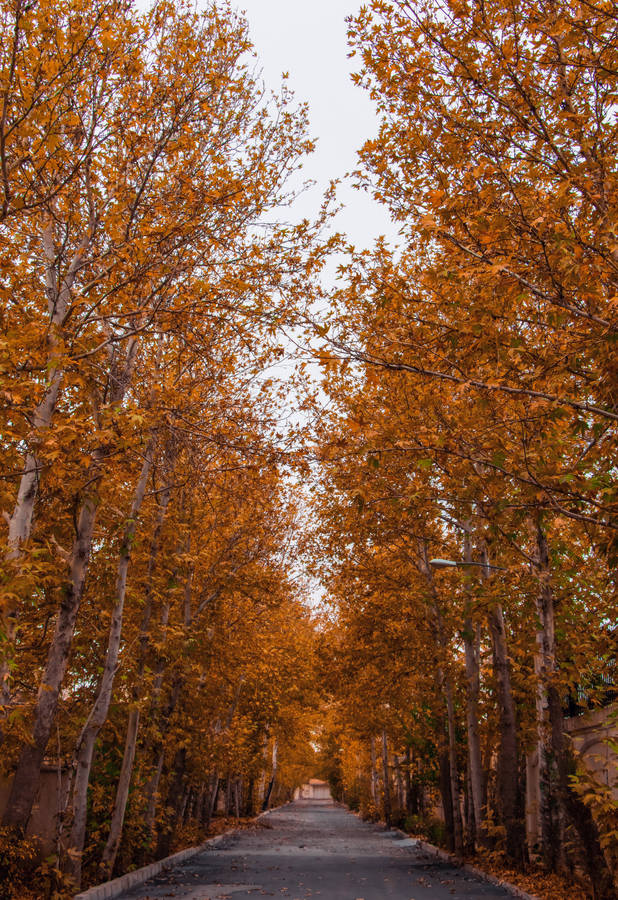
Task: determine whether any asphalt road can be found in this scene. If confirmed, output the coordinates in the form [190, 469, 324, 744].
[115, 800, 515, 900]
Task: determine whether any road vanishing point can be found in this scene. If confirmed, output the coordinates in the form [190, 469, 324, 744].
[113, 800, 516, 900]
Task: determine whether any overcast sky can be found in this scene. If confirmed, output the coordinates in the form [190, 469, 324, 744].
[238, 0, 397, 252]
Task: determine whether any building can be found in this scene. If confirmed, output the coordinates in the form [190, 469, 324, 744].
[295, 779, 332, 801]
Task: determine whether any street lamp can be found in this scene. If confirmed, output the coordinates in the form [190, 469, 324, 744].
[429, 558, 506, 571]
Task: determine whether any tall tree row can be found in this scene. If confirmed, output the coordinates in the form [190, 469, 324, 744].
[0, 0, 323, 893]
[312, 0, 618, 897]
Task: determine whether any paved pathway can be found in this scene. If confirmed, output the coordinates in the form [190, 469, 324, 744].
[115, 800, 515, 900]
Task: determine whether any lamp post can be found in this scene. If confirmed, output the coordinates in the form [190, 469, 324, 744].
[429, 557, 506, 571]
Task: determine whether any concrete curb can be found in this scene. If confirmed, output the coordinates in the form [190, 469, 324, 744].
[345, 807, 539, 900]
[73, 804, 289, 900]
[401, 833, 541, 900]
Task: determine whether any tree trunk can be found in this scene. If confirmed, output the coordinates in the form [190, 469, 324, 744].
[98, 706, 140, 880]
[144, 748, 166, 840]
[99, 480, 172, 875]
[442, 670, 464, 857]
[234, 778, 241, 820]
[1, 221, 90, 722]
[381, 729, 392, 828]
[262, 738, 278, 811]
[224, 775, 233, 817]
[533, 521, 564, 870]
[206, 773, 220, 827]
[394, 754, 405, 812]
[438, 747, 455, 853]
[2, 472, 101, 831]
[245, 778, 255, 817]
[418, 540, 463, 856]
[3, 336, 139, 833]
[156, 747, 186, 858]
[525, 745, 542, 859]
[478, 543, 525, 864]
[532, 520, 612, 897]
[370, 736, 378, 807]
[404, 746, 413, 814]
[462, 529, 483, 847]
[141, 675, 183, 841]
[65, 441, 154, 887]
[487, 601, 525, 863]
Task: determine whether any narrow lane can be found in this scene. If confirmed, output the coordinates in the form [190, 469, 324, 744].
[115, 800, 514, 900]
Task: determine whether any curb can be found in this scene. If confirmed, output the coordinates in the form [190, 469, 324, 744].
[73, 804, 288, 900]
[344, 807, 539, 900]
[401, 833, 541, 900]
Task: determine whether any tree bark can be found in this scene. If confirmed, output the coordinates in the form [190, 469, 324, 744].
[535, 522, 614, 895]
[2, 466, 101, 831]
[481, 545, 525, 865]
[381, 729, 392, 828]
[261, 738, 278, 811]
[370, 736, 378, 807]
[462, 528, 483, 847]
[438, 747, 455, 853]
[418, 541, 463, 856]
[99, 479, 172, 875]
[487, 601, 525, 863]
[156, 747, 187, 859]
[533, 521, 564, 869]
[1, 221, 92, 721]
[206, 772, 220, 826]
[98, 705, 139, 880]
[442, 669, 464, 856]
[64, 441, 154, 887]
[394, 753, 405, 811]
[139, 673, 183, 845]
[2, 338, 139, 833]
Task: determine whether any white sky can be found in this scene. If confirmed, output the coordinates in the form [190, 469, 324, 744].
[238, 0, 398, 252]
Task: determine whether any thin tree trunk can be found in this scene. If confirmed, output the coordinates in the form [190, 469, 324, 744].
[381, 729, 392, 828]
[141, 675, 183, 841]
[98, 706, 140, 880]
[462, 529, 483, 847]
[224, 775, 233, 816]
[403, 746, 414, 815]
[262, 738, 278, 811]
[234, 778, 241, 820]
[487, 601, 524, 863]
[245, 778, 254, 817]
[65, 441, 154, 887]
[442, 668, 464, 857]
[1, 222, 91, 721]
[156, 747, 186, 858]
[525, 744, 542, 859]
[144, 748, 166, 838]
[370, 736, 378, 807]
[99, 480, 172, 875]
[178, 785, 190, 825]
[394, 754, 405, 811]
[535, 524, 615, 895]
[194, 783, 206, 824]
[2, 465, 101, 831]
[3, 338, 139, 833]
[481, 544, 525, 865]
[438, 747, 455, 853]
[418, 540, 463, 856]
[207, 773, 220, 826]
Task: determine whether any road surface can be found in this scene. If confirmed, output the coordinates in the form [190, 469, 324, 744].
[115, 800, 515, 900]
